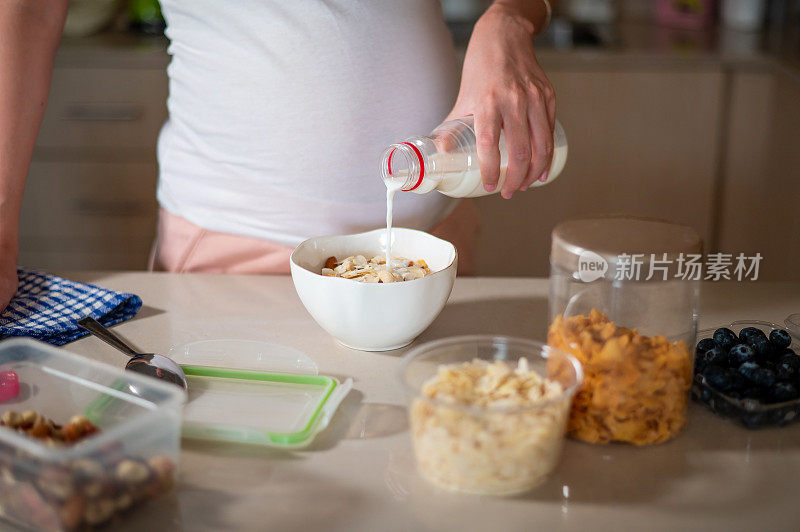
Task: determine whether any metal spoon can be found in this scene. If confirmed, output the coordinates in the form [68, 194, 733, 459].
[77, 317, 188, 392]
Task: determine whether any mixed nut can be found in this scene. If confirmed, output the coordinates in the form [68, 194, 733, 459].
[1, 410, 99, 445]
[0, 410, 175, 531]
[321, 254, 431, 282]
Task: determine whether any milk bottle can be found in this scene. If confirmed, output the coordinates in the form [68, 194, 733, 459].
[380, 116, 567, 197]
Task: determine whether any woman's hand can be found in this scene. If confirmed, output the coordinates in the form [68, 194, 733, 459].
[446, 2, 556, 199]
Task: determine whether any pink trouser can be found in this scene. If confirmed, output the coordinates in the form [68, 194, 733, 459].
[149, 201, 479, 275]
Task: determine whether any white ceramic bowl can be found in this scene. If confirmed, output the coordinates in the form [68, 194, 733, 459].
[290, 228, 457, 351]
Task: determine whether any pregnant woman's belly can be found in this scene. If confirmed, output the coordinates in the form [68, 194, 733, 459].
[157, 0, 459, 247]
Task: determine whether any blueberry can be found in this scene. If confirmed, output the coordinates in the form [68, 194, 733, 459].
[694, 353, 707, 374]
[729, 372, 748, 393]
[776, 361, 796, 382]
[739, 362, 776, 388]
[780, 352, 800, 371]
[738, 361, 760, 382]
[750, 336, 773, 359]
[696, 337, 717, 356]
[740, 326, 767, 345]
[755, 368, 776, 388]
[703, 346, 728, 366]
[713, 328, 739, 351]
[770, 329, 792, 350]
[703, 365, 732, 392]
[729, 344, 756, 367]
[769, 382, 799, 403]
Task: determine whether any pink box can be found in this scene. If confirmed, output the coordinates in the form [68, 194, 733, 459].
[655, 0, 716, 30]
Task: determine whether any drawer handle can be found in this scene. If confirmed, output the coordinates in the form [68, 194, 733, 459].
[61, 103, 143, 122]
[73, 198, 150, 216]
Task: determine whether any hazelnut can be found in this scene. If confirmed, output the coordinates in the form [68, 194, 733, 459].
[148, 455, 176, 494]
[115, 459, 149, 484]
[114, 492, 133, 512]
[20, 410, 39, 428]
[83, 498, 115, 526]
[28, 417, 53, 439]
[82, 480, 106, 498]
[1, 410, 21, 428]
[63, 416, 98, 443]
[68, 415, 90, 428]
[36, 467, 74, 501]
[59, 494, 86, 531]
[72, 458, 105, 479]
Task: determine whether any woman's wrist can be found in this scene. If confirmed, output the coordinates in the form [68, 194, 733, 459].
[486, 0, 550, 36]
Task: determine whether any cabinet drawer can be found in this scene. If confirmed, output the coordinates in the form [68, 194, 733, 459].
[19, 161, 158, 241]
[18, 241, 153, 271]
[37, 68, 168, 150]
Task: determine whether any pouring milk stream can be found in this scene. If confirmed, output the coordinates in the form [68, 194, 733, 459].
[380, 115, 568, 266]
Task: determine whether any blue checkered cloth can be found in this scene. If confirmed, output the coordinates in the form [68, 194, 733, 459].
[0, 269, 142, 346]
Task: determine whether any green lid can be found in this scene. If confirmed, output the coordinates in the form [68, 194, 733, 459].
[175, 340, 351, 448]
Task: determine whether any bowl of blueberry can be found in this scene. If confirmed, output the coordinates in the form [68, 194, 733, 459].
[692, 318, 800, 429]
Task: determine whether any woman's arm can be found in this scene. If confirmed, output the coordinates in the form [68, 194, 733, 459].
[0, 0, 68, 312]
[447, 0, 557, 199]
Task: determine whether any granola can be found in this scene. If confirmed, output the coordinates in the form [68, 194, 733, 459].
[547, 309, 693, 445]
[410, 359, 570, 495]
[321, 255, 431, 283]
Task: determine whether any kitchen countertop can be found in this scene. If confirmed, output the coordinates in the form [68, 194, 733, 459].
[57, 272, 800, 532]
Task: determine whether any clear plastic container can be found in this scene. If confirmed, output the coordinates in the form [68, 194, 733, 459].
[170, 339, 352, 448]
[0, 339, 184, 531]
[398, 336, 582, 495]
[380, 115, 567, 197]
[693, 319, 800, 429]
[548, 215, 701, 445]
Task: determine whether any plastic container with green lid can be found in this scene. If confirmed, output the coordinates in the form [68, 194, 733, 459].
[170, 339, 352, 449]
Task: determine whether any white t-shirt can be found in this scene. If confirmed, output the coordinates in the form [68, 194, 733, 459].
[157, 0, 459, 247]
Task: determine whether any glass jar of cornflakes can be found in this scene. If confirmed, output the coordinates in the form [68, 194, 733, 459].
[547, 215, 702, 445]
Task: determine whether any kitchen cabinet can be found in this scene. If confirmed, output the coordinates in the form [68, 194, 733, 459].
[19, 161, 157, 270]
[473, 68, 725, 277]
[18, 40, 167, 271]
[716, 67, 800, 281]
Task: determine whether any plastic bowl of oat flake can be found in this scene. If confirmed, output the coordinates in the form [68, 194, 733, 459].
[399, 336, 583, 495]
[290, 228, 457, 351]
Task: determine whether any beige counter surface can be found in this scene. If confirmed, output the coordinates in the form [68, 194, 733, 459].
[58, 273, 800, 531]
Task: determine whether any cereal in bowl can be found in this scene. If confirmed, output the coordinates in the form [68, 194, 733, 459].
[321, 255, 431, 283]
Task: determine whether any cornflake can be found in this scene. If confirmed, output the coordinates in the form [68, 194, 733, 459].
[410, 359, 570, 495]
[547, 309, 692, 446]
[321, 255, 431, 283]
